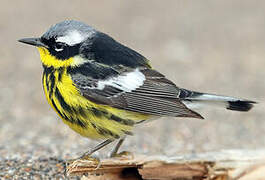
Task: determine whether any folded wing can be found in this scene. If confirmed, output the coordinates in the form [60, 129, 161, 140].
[71, 68, 203, 119]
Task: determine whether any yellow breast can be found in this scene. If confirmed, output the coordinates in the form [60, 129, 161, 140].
[39, 48, 150, 139]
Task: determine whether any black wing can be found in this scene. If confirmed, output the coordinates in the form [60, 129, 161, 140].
[71, 68, 203, 119]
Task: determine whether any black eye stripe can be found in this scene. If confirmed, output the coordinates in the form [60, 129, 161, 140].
[54, 42, 67, 52]
[41, 37, 80, 60]
[54, 42, 65, 49]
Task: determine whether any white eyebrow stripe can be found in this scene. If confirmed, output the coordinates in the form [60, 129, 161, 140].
[56, 30, 86, 46]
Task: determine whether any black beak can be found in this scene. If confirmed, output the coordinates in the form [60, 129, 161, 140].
[18, 38, 48, 48]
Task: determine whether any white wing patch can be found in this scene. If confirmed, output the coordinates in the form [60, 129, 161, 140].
[56, 30, 90, 46]
[96, 68, 146, 92]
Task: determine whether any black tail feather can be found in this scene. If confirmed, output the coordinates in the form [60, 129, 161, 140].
[227, 100, 257, 112]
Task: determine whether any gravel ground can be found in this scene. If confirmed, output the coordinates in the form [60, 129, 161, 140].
[0, 157, 66, 179]
[0, 0, 264, 179]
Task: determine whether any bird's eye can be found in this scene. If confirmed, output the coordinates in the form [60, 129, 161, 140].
[54, 43, 65, 52]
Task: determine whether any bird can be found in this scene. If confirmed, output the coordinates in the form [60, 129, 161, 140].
[18, 20, 256, 159]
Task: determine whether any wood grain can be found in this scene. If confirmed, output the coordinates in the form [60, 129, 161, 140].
[66, 149, 265, 180]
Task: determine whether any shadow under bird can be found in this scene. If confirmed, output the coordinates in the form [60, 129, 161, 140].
[18, 20, 256, 159]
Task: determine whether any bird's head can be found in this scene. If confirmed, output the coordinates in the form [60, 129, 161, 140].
[19, 20, 96, 68]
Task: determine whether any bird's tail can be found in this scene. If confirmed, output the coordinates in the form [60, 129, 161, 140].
[179, 88, 256, 112]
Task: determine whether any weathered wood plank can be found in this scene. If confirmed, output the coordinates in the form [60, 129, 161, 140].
[67, 149, 265, 180]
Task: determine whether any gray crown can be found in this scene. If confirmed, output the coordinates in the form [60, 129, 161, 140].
[42, 20, 96, 40]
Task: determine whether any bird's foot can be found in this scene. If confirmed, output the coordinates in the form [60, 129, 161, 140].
[110, 151, 134, 159]
[66, 154, 101, 171]
[66, 154, 101, 168]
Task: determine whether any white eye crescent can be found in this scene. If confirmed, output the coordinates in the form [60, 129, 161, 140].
[54, 43, 65, 52]
[55, 48, 63, 52]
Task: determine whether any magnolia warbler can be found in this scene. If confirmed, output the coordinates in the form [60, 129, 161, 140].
[19, 20, 256, 158]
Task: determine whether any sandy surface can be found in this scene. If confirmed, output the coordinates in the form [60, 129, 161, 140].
[0, 0, 264, 179]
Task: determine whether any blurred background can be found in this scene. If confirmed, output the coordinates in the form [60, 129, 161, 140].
[0, 0, 264, 163]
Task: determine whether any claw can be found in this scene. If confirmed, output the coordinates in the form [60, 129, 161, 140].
[81, 154, 100, 161]
[67, 154, 100, 164]
[110, 151, 134, 159]
[66, 154, 101, 170]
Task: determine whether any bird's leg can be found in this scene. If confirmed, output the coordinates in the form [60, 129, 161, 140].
[110, 137, 125, 157]
[110, 136, 134, 158]
[68, 139, 114, 161]
[80, 138, 115, 159]
[66, 139, 115, 169]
